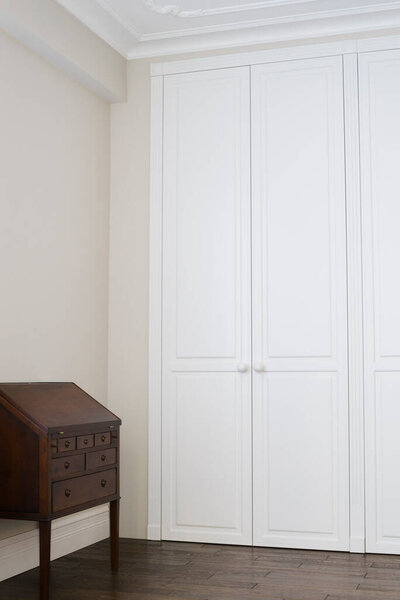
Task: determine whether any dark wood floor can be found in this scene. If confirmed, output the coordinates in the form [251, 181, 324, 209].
[1, 538, 400, 599]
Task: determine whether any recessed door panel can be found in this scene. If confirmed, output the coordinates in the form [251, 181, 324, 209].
[259, 374, 336, 537]
[166, 373, 248, 534]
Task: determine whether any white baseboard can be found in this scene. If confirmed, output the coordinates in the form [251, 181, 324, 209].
[147, 524, 161, 540]
[146, 526, 366, 553]
[0, 505, 109, 582]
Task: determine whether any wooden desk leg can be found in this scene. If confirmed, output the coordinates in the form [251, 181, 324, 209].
[39, 521, 51, 600]
[110, 499, 120, 572]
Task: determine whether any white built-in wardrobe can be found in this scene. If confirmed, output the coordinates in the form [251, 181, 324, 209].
[148, 38, 400, 555]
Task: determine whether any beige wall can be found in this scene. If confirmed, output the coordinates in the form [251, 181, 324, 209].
[109, 59, 151, 539]
[0, 29, 110, 540]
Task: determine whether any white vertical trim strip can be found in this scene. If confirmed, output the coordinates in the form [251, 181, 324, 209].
[343, 53, 365, 553]
[147, 74, 164, 540]
[357, 34, 400, 53]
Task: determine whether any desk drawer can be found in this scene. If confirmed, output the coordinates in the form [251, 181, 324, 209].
[52, 454, 84, 479]
[95, 432, 111, 447]
[86, 448, 116, 471]
[77, 434, 94, 450]
[52, 469, 116, 512]
[57, 437, 76, 453]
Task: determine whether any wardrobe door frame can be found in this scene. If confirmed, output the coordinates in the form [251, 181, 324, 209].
[147, 38, 385, 549]
[343, 53, 365, 553]
[251, 53, 351, 552]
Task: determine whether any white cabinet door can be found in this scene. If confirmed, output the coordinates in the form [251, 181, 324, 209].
[359, 49, 400, 554]
[251, 56, 350, 550]
[161, 67, 252, 544]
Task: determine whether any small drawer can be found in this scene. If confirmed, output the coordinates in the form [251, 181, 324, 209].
[86, 448, 116, 471]
[57, 437, 76, 453]
[95, 432, 111, 447]
[77, 434, 94, 450]
[52, 469, 117, 512]
[52, 454, 84, 479]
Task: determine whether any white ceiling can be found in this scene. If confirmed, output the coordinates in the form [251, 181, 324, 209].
[56, 0, 400, 58]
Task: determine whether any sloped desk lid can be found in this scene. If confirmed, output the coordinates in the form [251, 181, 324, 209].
[0, 382, 121, 432]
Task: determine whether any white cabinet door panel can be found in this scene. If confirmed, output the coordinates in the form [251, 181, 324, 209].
[252, 56, 349, 550]
[360, 49, 400, 554]
[165, 373, 250, 534]
[256, 374, 337, 538]
[162, 67, 252, 544]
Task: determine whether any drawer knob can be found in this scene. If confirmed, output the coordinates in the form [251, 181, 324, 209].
[101, 479, 107, 488]
[101, 455, 106, 462]
[65, 440, 71, 448]
[84, 439, 89, 445]
[64, 461, 70, 470]
[65, 489, 72, 498]
[101, 435, 106, 442]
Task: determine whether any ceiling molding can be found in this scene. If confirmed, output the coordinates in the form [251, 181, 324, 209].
[97, 0, 141, 39]
[141, 0, 314, 19]
[128, 11, 400, 58]
[55, 0, 400, 59]
[140, 2, 400, 41]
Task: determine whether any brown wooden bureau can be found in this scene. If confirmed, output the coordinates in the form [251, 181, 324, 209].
[0, 382, 121, 600]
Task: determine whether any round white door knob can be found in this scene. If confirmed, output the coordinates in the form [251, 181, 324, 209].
[237, 363, 248, 373]
[254, 363, 266, 372]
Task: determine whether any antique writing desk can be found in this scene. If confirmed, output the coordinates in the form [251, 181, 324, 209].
[0, 382, 121, 600]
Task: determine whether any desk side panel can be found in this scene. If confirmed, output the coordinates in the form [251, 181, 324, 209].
[0, 404, 40, 513]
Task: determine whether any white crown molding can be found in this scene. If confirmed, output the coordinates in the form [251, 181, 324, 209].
[141, 0, 315, 18]
[55, 0, 400, 59]
[141, 2, 400, 41]
[129, 11, 400, 58]
[98, 0, 141, 39]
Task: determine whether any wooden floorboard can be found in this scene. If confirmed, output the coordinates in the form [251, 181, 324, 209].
[1, 539, 400, 599]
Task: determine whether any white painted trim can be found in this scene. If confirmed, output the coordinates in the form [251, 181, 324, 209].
[151, 40, 357, 76]
[130, 24, 400, 59]
[344, 53, 366, 554]
[147, 75, 164, 541]
[55, 0, 400, 61]
[0, 506, 109, 582]
[142, 5, 400, 42]
[0, 13, 123, 103]
[349, 536, 365, 553]
[357, 33, 400, 52]
[150, 35, 400, 77]
[142, 0, 317, 19]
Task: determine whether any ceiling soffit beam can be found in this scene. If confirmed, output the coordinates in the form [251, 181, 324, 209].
[0, 0, 127, 103]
